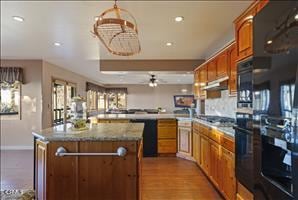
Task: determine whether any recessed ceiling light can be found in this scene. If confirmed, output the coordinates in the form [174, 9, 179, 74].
[166, 42, 173, 46]
[175, 16, 184, 22]
[267, 40, 272, 44]
[54, 42, 61, 46]
[12, 16, 24, 22]
[295, 14, 298, 21]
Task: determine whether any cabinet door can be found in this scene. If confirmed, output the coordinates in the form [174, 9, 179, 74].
[200, 136, 210, 175]
[216, 51, 228, 78]
[256, 0, 269, 13]
[228, 43, 237, 95]
[199, 65, 207, 99]
[207, 60, 217, 82]
[209, 141, 221, 188]
[221, 148, 236, 200]
[192, 128, 200, 163]
[178, 127, 191, 155]
[79, 141, 138, 200]
[235, 8, 256, 61]
[193, 70, 200, 98]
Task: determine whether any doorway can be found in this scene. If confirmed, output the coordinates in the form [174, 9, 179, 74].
[52, 79, 76, 125]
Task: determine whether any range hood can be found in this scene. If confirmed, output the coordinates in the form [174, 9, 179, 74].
[203, 76, 229, 91]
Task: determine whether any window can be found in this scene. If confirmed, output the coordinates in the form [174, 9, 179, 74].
[97, 93, 105, 111]
[87, 90, 97, 111]
[107, 93, 127, 109]
[87, 91, 127, 111]
[52, 79, 76, 125]
[0, 82, 21, 116]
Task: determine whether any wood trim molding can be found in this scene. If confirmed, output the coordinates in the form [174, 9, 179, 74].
[194, 40, 236, 71]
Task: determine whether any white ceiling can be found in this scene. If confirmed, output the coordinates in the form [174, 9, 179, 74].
[1, 1, 251, 84]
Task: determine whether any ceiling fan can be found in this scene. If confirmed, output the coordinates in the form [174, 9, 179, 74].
[147, 75, 167, 87]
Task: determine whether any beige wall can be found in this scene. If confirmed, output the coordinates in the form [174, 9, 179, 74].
[108, 84, 193, 113]
[0, 60, 43, 149]
[41, 61, 102, 128]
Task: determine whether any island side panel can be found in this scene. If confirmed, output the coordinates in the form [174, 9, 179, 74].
[35, 140, 48, 200]
[46, 141, 79, 200]
[78, 141, 139, 200]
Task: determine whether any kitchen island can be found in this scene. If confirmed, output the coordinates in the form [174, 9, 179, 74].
[32, 123, 144, 200]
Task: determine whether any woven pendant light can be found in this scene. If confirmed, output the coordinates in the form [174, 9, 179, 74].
[93, 0, 141, 56]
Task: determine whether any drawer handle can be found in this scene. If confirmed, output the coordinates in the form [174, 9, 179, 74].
[55, 146, 127, 157]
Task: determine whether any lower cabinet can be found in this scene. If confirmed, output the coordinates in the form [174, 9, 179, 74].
[209, 140, 221, 188]
[35, 140, 142, 200]
[196, 122, 236, 200]
[157, 119, 177, 155]
[221, 148, 236, 200]
[200, 135, 210, 175]
[192, 125, 200, 165]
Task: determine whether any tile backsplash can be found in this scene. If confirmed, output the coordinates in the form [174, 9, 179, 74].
[204, 90, 237, 118]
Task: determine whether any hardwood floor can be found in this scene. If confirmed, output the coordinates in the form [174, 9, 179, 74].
[142, 157, 222, 200]
[1, 150, 222, 200]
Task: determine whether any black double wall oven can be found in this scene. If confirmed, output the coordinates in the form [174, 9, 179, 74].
[253, 1, 298, 199]
[235, 58, 254, 193]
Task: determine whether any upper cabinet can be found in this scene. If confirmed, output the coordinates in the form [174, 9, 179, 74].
[234, 0, 269, 61]
[216, 50, 229, 78]
[207, 60, 217, 82]
[193, 70, 200, 99]
[234, 8, 256, 61]
[228, 43, 237, 95]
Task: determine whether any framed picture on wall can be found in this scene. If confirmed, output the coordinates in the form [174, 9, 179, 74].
[173, 95, 196, 108]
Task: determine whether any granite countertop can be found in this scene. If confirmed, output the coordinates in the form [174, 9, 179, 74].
[193, 118, 235, 138]
[32, 123, 144, 142]
[92, 113, 189, 120]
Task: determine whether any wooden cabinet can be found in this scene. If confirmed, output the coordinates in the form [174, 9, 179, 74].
[192, 122, 200, 165]
[235, 7, 256, 61]
[228, 43, 237, 95]
[216, 51, 229, 78]
[221, 148, 236, 200]
[157, 119, 177, 154]
[177, 121, 192, 157]
[195, 122, 236, 200]
[193, 70, 200, 99]
[200, 135, 210, 175]
[35, 140, 141, 200]
[210, 140, 221, 188]
[234, 0, 268, 62]
[207, 60, 217, 82]
[256, 0, 269, 13]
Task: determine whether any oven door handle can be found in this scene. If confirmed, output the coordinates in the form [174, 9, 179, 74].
[233, 125, 253, 134]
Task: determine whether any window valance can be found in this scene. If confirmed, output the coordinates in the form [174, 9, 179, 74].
[86, 82, 105, 93]
[105, 87, 128, 94]
[0, 67, 24, 84]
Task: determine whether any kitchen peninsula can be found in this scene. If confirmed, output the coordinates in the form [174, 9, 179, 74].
[32, 123, 144, 200]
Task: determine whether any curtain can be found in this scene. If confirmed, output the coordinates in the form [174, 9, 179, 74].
[105, 87, 128, 94]
[86, 82, 105, 93]
[0, 67, 24, 84]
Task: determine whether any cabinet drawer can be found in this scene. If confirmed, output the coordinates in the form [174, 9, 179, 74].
[222, 136, 235, 153]
[158, 119, 177, 127]
[209, 130, 222, 144]
[193, 122, 200, 131]
[178, 120, 192, 127]
[158, 139, 177, 153]
[198, 123, 210, 136]
[158, 127, 177, 139]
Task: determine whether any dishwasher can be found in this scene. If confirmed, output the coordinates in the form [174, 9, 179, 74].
[130, 119, 157, 157]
